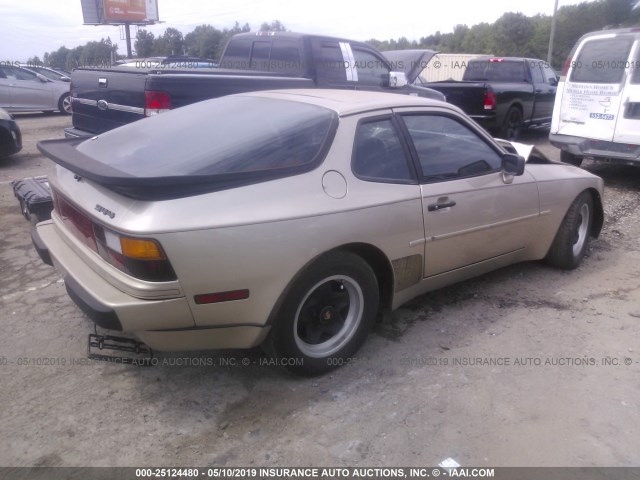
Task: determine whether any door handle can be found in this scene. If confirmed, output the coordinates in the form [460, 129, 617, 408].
[428, 201, 456, 212]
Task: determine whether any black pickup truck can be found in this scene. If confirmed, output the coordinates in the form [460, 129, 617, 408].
[419, 56, 559, 140]
[65, 32, 444, 138]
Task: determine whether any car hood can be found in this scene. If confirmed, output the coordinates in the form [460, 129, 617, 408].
[383, 49, 438, 83]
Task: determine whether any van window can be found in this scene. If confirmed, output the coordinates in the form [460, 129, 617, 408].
[570, 37, 634, 84]
[632, 45, 640, 85]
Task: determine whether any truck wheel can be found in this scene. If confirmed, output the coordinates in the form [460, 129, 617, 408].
[500, 107, 523, 141]
[545, 191, 593, 270]
[58, 94, 72, 115]
[268, 251, 379, 376]
[561, 150, 583, 167]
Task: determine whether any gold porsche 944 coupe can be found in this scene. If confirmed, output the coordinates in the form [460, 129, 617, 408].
[33, 89, 604, 375]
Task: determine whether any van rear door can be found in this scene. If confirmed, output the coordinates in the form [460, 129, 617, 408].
[556, 34, 635, 141]
[612, 39, 640, 144]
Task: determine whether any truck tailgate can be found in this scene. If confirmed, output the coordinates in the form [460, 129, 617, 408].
[425, 81, 490, 116]
[71, 69, 147, 135]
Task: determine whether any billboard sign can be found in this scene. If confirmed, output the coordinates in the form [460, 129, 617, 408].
[81, 0, 159, 24]
[103, 0, 146, 22]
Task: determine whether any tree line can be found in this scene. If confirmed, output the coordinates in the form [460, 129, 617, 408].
[368, 0, 640, 68]
[30, 0, 639, 71]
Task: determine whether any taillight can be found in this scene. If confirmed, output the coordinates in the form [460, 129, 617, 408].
[561, 55, 573, 77]
[484, 89, 496, 110]
[93, 226, 176, 282]
[55, 193, 176, 282]
[145, 91, 171, 116]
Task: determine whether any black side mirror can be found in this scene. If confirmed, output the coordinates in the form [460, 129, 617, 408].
[502, 153, 525, 176]
[549, 77, 558, 86]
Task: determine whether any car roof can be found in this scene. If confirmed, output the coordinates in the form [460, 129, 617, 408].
[240, 89, 457, 116]
[579, 26, 640, 39]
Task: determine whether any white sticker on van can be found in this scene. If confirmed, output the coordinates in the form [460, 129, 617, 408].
[589, 113, 615, 120]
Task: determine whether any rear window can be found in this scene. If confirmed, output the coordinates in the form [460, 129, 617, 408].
[570, 36, 634, 84]
[462, 60, 526, 82]
[75, 96, 337, 178]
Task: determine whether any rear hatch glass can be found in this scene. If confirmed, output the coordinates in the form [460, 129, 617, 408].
[39, 95, 338, 199]
[570, 36, 634, 84]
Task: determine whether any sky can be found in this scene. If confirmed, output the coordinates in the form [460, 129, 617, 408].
[0, 0, 585, 61]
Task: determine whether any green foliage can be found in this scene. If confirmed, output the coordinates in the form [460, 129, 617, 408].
[135, 29, 155, 57]
[152, 27, 184, 56]
[259, 20, 287, 32]
[43, 38, 117, 70]
[39, 21, 272, 66]
[369, 0, 640, 68]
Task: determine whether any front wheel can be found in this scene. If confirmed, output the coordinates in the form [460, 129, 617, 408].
[268, 251, 379, 376]
[545, 191, 594, 270]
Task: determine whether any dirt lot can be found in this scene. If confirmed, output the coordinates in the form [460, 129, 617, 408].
[0, 115, 639, 468]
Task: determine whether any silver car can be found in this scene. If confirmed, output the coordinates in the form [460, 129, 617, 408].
[33, 89, 604, 375]
[0, 64, 71, 114]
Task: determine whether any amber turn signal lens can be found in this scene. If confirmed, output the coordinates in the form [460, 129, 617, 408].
[120, 237, 165, 260]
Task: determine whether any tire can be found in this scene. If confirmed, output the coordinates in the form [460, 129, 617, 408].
[58, 94, 71, 115]
[545, 191, 594, 270]
[268, 251, 379, 376]
[499, 107, 523, 141]
[561, 150, 583, 167]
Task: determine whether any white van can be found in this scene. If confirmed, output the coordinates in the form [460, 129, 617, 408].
[550, 27, 640, 167]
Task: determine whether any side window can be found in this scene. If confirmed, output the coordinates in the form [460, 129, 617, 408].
[632, 45, 640, 85]
[351, 49, 389, 86]
[270, 39, 301, 74]
[2, 66, 22, 81]
[541, 64, 557, 84]
[315, 42, 347, 83]
[14, 68, 39, 81]
[219, 39, 251, 69]
[402, 115, 502, 181]
[353, 118, 414, 183]
[530, 64, 544, 84]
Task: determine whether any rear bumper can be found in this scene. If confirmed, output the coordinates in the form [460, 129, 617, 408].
[64, 127, 93, 139]
[469, 114, 498, 132]
[550, 133, 640, 165]
[32, 221, 269, 351]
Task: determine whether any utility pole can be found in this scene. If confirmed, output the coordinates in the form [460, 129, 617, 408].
[125, 23, 133, 58]
[547, 0, 560, 65]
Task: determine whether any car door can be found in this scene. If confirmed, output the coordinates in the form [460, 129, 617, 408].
[530, 61, 556, 121]
[2, 66, 53, 110]
[396, 109, 540, 277]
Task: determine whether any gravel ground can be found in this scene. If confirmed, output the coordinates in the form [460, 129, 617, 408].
[0, 115, 638, 468]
